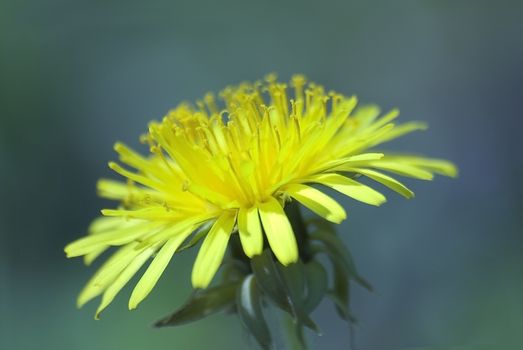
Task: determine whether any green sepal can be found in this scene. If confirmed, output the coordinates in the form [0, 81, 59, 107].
[303, 260, 328, 313]
[236, 275, 274, 350]
[277, 260, 322, 335]
[154, 282, 239, 327]
[295, 325, 307, 350]
[309, 230, 373, 292]
[277, 259, 306, 306]
[221, 258, 250, 284]
[250, 249, 296, 317]
[251, 250, 321, 335]
[329, 257, 358, 324]
[306, 217, 336, 234]
[326, 290, 357, 324]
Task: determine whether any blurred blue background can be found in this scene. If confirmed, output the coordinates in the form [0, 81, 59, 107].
[1, 0, 522, 349]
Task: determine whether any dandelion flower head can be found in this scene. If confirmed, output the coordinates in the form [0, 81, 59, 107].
[65, 74, 457, 317]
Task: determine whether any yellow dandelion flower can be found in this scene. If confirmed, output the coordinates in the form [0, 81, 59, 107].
[65, 74, 457, 318]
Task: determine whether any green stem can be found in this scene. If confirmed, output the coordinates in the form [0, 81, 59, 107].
[283, 200, 310, 349]
[284, 312, 307, 350]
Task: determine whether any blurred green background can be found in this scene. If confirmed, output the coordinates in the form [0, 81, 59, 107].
[2, 0, 522, 349]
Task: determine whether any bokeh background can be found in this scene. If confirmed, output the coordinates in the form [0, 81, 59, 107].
[2, 1, 522, 349]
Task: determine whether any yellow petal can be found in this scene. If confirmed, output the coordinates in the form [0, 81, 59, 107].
[185, 181, 240, 209]
[64, 222, 158, 257]
[128, 227, 193, 309]
[191, 212, 237, 288]
[365, 161, 434, 180]
[95, 246, 156, 319]
[87, 216, 123, 234]
[346, 167, 414, 199]
[108, 161, 166, 191]
[101, 207, 176, 221]
[366, 108, 400, 132]
[342, 124, 395, 155]
[82, 216, 125, 265]
[135, 215, 213, 250]
[305, 173, 386, 206]
[114, 142, 151, 171]
[96, 179, 129, 201]
[238, 207, 263, 258]
[258, 197, 298, 266]
[386, 156, 458, 177]
[352, 105, 381, 128]
[83, 247, 109, 266]
[317, 153, 384, 172]
[373, 121, 428, 145]
[77, 243, 142, 308]
[343, 153, 384, 162]
[284, 184, 346, 224]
